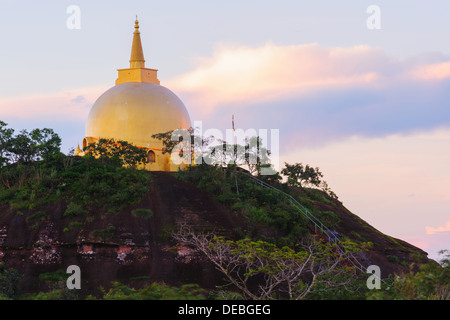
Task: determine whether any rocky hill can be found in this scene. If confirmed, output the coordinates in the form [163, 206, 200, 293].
[0, 164, 430, 298]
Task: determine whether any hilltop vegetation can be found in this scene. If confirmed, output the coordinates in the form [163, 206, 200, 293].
[175, 163, 339, 247]
[0, 121, 151, 219]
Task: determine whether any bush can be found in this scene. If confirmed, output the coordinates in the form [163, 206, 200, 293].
[63, 202, 87, 218]
[318, 210, 340, 228]
[68, 221, 83, 229]
[26, 211, 48, 222]
[92, 224, 116, 241]
[0, 264, 23, 299]
[38, 270, 68, 282]
[131, 208, 153, 218]
[29, 270, 79, 300]
[102, 282, 206, 300]
[388, 255, 400, 264]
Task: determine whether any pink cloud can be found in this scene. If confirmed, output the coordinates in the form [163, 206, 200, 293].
[165, 42, 450, 124]
[0, 85, 107, 121]
[166, 42, 389, 116]
[426, 220, 450, 235]
[412, 61, 450, 80]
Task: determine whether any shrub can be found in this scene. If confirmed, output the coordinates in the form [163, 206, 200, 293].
[68, 221, 83, 229]
[26, 211, 48, 222]
[0, 265, 23, 299]
[318, 210, 340, 227]
[102, 282, 206, 300]
[63, 202, 87, 218]
[38, 270, 68, 282]
[92, 224, 116, 241]
[388, 255, 400, 264]
[131, 208, 153, 218]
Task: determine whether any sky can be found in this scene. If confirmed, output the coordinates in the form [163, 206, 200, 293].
[0, 0, 449, 262]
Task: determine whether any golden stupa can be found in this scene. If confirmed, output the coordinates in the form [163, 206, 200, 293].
[77, 18, 191, 171]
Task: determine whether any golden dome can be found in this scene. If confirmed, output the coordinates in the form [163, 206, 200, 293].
[85, 82, 191, 148]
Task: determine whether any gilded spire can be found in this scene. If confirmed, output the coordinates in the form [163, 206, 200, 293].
[130, 17, 145, 68]
[116, 17, 160, 85]
[74, 144, 82, 156]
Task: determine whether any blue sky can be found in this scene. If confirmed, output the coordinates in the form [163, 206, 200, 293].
[0, 1, 449, 261]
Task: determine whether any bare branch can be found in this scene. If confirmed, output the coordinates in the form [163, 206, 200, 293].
[173, 223, 362, 300]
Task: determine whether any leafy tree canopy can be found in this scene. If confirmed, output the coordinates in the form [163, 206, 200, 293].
[0, 122, 62, 165]
[82, 138, 148, 168]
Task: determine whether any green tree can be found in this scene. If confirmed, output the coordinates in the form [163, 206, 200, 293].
[7, 129, 36, 163]
[174, 224, 366, 300]
[83, 138, 147, 168]
[0, 264, 23, 299]
[367, 250, 450, 300]
[0, 121, 14, 166]
[242, 136, 272, 175]
[152, 127, 215, 166]
[30, 128, 62, 162]
[152, 129, 185, 155]
[3, 127, 62, 164]
[152, 128, 275, 175]
[281, 162, 323, 189]
[211, 136, 272, 175]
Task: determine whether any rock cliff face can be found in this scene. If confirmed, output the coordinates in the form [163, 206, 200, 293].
[0, 172, 428, 296]
[0, 172, 241, 296]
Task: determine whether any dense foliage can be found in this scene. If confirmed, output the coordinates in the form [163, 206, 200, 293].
[13, 268, 205, 300]
[0, 120, 61, 166]
[0, 154, 152, 215]
[174, 224, 369, 300]
[367, 250, 450, 300]
[0, 263, 23, 299]
[175, 163, 340, 247]
[83, 138, 148, 168]
[0, 122, 152, 219]
[96, 282, 206, 300]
